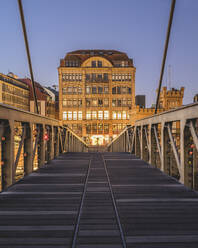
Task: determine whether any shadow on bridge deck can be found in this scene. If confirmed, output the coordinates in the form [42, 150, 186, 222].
[0, 152, 198, 248]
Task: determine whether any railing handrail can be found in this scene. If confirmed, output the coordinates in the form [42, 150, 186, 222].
[135, 102, 198, 123]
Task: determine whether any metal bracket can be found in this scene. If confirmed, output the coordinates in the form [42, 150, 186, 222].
[144, 126, 150, 154]
[14, 125, 26, 172]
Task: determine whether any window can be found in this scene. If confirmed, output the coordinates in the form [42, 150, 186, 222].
[112, 87, 116, 94]
[98, 123, 103, 133]
[92, 123, 97, 133]
[122, 99, 127, 106]
[73, 99, 77, 107]
[86, 124, 91, 134]
[112, 99, 116, 107]
[73, 111, 77, 120]
[117, 112, 122, 119]
[62, 88, 66, 94]
[63, 111, 67, 120]
[68, 111, 72, 120]
[68, 87, 72, 94]
[78, 87, 82, 94]
[112, 74, 115, 81]
[86, 86, 91, 94]
[92, 111, 97, 120]
[98, 111, 103, 120]
[98, 99, 103, 107]
[112, 111, 117, 120]
[128, 87, 131, 94]
[118, 124, 122, 131]
[117, 87, 121, 94]
[127, 99, 132, 106]
[104, 111, 109, 120]
[86, 74, 90, 81]
[92, 87, 97, 94]
[98, 87, 103, 94]
[113, 124, 118, 132]
[98, 74, 102, 81]
[118, 74, 121, 81]
[79, 74, 82, 81]
[98, 61, 102, 67]
[86, 99, 91, 107]
[117, 99, 122, 107]
[104, 124, 109, 134]
[122, 111, 127, 120]
[92, 73, 96, 82]
[78, 111, 82, 120]
[73, 87, 78, 94]
[104, 73, 108, 81]
[92, 61, 96, 67]
[78, 99, 82, 107]
[67, 100, 72, 106]
[129, 74, 132, 80]
[63, 100, 66, 106]
[86, 111, 91, 120]
[104, 86, 109, 94]
[122, 87, 127, 94]
[76, 74, 79, 81]
[92, 98, 97, 106]
[104, 98, 109, 107]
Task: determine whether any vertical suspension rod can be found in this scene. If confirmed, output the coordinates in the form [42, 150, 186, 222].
[18, 0, 39, 114]
[155, 0, 176, 114]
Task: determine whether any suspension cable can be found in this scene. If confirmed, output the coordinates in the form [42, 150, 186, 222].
[18, 0, 39, 114]
[155, 0, 176, 114]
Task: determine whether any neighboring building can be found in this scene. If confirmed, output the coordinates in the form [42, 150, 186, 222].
[19, 78, 57, 119]
[58, 50, 135, 145]
[159, 87, 184, 109]
[194, 94, 198, 103]
[130, 87, 184, 125]
[0, 72, 29, 111]
[135, 95, 145, 108]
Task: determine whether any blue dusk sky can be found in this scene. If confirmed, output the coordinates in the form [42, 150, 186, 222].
[0, 0, 197, 107]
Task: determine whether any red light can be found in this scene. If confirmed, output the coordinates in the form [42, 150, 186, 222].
[190, 144, 195, 148]
[189, 151, 193, 155]
[44, 134, 49, 141]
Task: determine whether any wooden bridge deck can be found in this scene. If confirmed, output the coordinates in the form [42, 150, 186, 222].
[1, 152, 198, 247]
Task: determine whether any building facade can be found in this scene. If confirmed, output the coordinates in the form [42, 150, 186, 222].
[0, 72, 29, 111]
[59, 50, 135, 145]
[19, 78, 57, 119]
[159, 87, 184, 109]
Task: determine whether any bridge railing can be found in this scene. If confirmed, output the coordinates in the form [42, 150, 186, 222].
[0, 103, 88, 190]
[107, 102, 198, 190]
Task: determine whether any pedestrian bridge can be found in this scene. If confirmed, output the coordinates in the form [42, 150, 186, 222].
[0, 103, 198, 247]
[1, 152, 198, 248]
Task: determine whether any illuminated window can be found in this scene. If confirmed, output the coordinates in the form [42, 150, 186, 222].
[63, 111, 67, 120]
[117, 112, 121, 119]
[121, 74, 125, 81]
[63, 100, 66, 106]
[98, 111, 103, 120]
[112, 74, 115, 81]
[68, 111, 72, 120]
[112, 111, 117, 120]
[78, 99, 82, 107]
[118, 124, 122, 130]
[92, 99, 97, 106]
[78, 111, 82, 120]
[122, 87, 127, 94]
[76, 74, 79, 81]
[67, 100, 72, 106]
[68, 87, 72, 94]
[86, 111, 91, 120]
[129, 74, 132, 80]
[104, 86, 109, 94]
[115, 74, 118, 81]
[73, 99, 77, 107]
[86, 124, 91, 134]
[122, 111, 127, 120]
[72, 74, 75, 81]
[127, 113, 130, 120]
[122, 99, 127, 106]
[86, 86, 91, 94]
[79, 74, 82, 81]
[92, 123, 97, 133]
[118, 74, 121, 81]
[92, 111, 97, 120]
[98, 123, 103, 133]
[73, 111, 77, 120]
[104, 111, 109, 120]
[128, 99, 132, 106]
[104, 98, 109, 107]
[104, 124, 109, 133]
